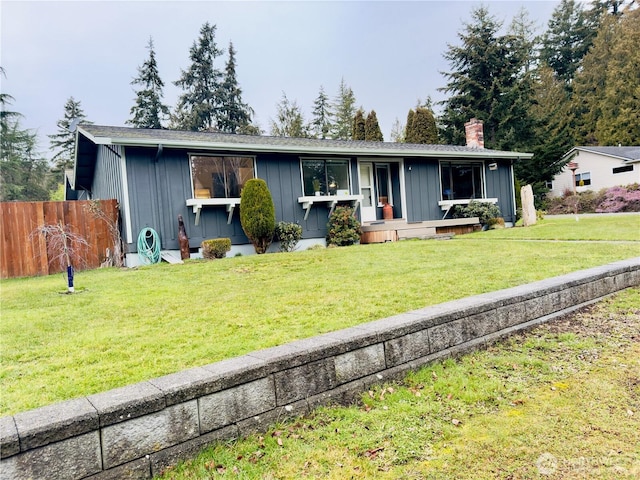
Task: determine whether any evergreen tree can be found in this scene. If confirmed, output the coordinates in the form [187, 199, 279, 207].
[571, 14, 617, 145]
[390, 118, 405, 143]
[269, 92, 308, 138]
[310, 85, 332, 139]
[217, 42, 253, 134]
[0, 68, 18, 133]
[439, 6, 531, 148]
[173, 22, 223, 131]
[594, 7, 640, 145]
[128, 37, 169, 129]
[364, 110, 383, 141]
[404, 109, 416, 143]
[331, 78, 356, 140]
[49, 97, 91, 172]
[539, 0, 595, 87]
[1, 83, 51, 201]
[517, 65, 574, 192]
[352, 108, 366, 140]
[405, 107, 438, 144]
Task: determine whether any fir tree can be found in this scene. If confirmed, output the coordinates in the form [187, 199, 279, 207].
[128, 37, 169, 129]
[439, 6, 529, 148]
[594, 7, 640, 145]
[217, 42, 253, 134]
[571, 14, 617, 145]
[540, 0, 595, 87]
[2, 79, 52, 201]
[390, 118, 405, 143]
[364, 110, 383, 141]
[310, 86, 332, 139]
[173, 22, 223, 131]
[331, 78, 356, 140]
[352, 108, 366, 140]
[270, 92, 308, 138]
[514, 65, 573, 203]
[49, 97, 91, 172]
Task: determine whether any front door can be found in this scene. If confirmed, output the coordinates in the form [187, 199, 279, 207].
[359, 163, 376, 222]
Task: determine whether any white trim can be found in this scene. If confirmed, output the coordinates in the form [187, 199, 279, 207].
[187, 153, 257, 199]
[297, 194, 363, 221]
[562, 146, 640, 163]
[439, 159, 487, 201]
[438, 198, 498, 220]
[186, 198, 241, 225]
[358, 162, 376, 222]
[120, 148, 133, 244]
[399, 158, 407, 220]
[509, 161, 517, 222]
[299, 156, 352, 196]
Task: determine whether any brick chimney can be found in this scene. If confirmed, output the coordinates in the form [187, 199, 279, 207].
[464, 118, 484, 149]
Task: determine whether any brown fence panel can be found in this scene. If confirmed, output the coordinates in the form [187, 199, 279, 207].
[0, 200, 119, 279]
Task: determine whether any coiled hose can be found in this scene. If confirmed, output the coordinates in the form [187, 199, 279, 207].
[137, 228, 161, 265]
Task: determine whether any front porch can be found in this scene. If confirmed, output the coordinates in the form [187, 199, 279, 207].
[360, 217, 481, 244]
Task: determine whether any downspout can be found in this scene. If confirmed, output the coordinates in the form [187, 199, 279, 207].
[154, 144, 164, 162]
[510, 159, 518, 224]
[153, 144, 164, 247]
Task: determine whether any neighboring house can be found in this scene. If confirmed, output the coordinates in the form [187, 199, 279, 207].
[70, 120, 531, 265]
[549, 146, 640, 197]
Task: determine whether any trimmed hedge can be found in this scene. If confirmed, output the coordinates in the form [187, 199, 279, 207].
[201, 238, 231, 259]
[240, 179, 276, 254]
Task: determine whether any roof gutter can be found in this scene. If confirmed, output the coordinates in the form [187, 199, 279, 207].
[83, 136, 533, 160]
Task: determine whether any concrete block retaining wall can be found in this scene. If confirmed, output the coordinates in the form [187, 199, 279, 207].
[1, 257, 639, 480]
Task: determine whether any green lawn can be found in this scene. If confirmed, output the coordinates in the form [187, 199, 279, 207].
[478, 213, 640, 241]
[1, 214, 639, 415]
[157, 288, 640, 479]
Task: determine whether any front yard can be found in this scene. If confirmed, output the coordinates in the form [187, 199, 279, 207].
[157, 287, 640, 479]
[1, 214, 639, 415]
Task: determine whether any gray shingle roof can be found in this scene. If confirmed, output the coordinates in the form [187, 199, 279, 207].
[78, 124, 532, 159]
[565, 146, 640, 162]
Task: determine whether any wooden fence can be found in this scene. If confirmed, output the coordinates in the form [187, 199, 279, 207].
[0, 200, 120, 279]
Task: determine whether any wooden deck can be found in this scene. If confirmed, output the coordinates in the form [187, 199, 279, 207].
[360, 217, 480, 243]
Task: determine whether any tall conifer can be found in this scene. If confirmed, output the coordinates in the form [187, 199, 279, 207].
[173, 22, 223, 131]
[311, 86, 332, 139]
[352, 109, 366, 140]
[364, 110, 383, 141]
[332, 78, 356, 140]
[217, 42, 253, 134]
[49, 97, 91, 172]
[128, 38, 169, 129]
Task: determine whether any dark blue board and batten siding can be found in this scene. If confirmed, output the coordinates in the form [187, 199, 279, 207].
[121, 148, 362, 252]
[484, 160, 516, 223]
[403, 158, 516, 224]
[404, 158, 442, 222]
[91, 144, 127, 229]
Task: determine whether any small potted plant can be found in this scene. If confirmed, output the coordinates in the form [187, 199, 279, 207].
[312, 178, 321, 196]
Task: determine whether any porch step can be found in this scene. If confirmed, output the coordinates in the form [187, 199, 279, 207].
[397, 226, 436, 240]
[161, 251, 184, 264]
[399, 233, 454, 241]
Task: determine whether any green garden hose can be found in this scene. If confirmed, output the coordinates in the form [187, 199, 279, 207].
[137, 228, 161, 265]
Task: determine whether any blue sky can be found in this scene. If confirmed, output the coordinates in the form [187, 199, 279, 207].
[1, 0, 559, 156]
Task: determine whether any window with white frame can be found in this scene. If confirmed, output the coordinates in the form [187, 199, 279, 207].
[301, 159, 350, 196]
[190, 155, 255, 199]
[440, 161, 484, 200]
[575, 171, 591, 186]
